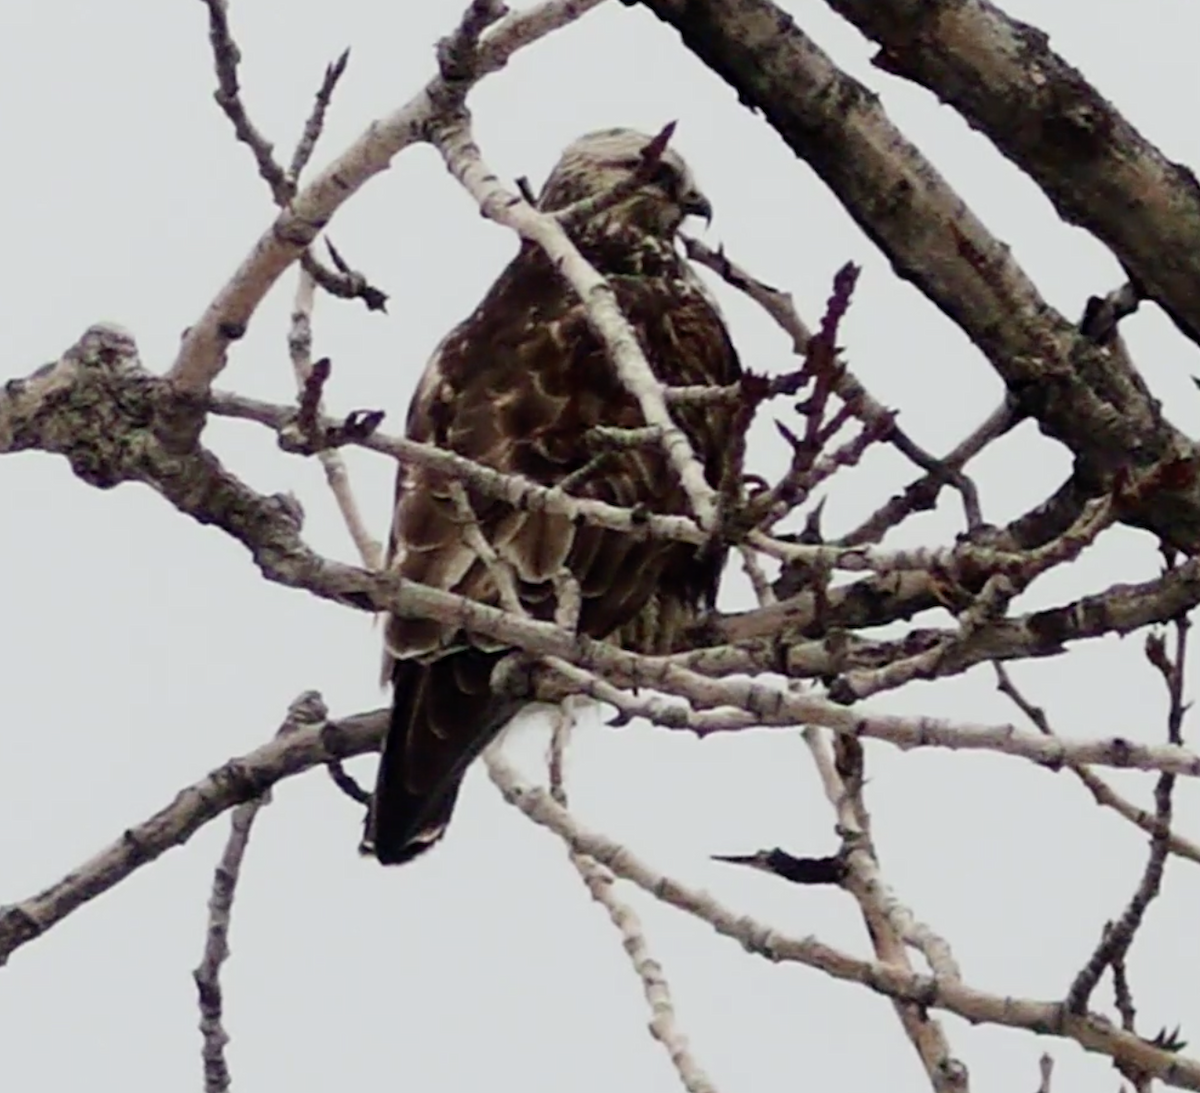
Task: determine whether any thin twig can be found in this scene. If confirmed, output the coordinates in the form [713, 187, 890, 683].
[303, 238, 390, 313]
[200, 0, 291, 202]
[194, 797, 256, 1093]
[1036, 1053, 1054, 1093]
[285, 268, 383, 811]
[192, 691, 328, 1091]
[447, 480, 526, 617]
[552, 121, 680, 230]
[529, 705, 721, 1093]
[287, 269, 383, 569]
[804, 729, 960, 980]
[842, 398, 1019, 546]
[995, 664, 1200, 866]
[1066, 615, 1189, 1013]
[201, 0, 387, 313]
[681, 236, 812, 353]
[802, 727, 968, 1092]
[288, 48, 351, 182]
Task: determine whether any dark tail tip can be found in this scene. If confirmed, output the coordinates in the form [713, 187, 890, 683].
[363, 776, 460, 865]
[365, 652, 516, 866]
[364, 666, 462, 864]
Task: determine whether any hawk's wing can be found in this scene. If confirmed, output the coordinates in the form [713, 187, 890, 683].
[366, 246, 741, 863]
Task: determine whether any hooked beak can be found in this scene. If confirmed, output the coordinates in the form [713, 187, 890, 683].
[681, 189, 713, 227]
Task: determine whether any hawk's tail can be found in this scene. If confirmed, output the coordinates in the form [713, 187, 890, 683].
[365, 650, 521, 865]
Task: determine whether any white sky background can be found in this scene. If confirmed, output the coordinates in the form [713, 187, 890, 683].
[3, 0, 1200, 1089]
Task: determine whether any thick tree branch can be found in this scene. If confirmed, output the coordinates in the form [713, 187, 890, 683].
[630, 0, 1200, 552]
[822, 0, 1200, 350]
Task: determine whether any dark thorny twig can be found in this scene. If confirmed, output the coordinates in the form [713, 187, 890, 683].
[684, 240, 990, 538]
[712, 848, 847, 886]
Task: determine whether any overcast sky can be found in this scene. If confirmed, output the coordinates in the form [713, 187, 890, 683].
[4, 1, 1200, 1090]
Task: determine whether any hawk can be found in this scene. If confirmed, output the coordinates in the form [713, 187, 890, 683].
[365, 128, 743, 864]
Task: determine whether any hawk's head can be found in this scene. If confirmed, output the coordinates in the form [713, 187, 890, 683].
[537, 128, 712, 241]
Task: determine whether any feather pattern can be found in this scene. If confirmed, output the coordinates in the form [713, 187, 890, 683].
[366, 129, 743, 864]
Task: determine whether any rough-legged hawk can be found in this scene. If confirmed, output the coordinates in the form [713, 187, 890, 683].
[365, 128, 743, 864]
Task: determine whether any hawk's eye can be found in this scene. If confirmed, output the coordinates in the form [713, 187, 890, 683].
[648, 161, 681, 200]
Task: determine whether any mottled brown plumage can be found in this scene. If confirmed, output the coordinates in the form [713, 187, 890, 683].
[365, 129, 743, 864]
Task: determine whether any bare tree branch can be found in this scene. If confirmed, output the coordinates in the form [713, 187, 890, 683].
[631, 0, 1200, 554]
[210, 388, 709, 553]
[527, 705, 721, 1093]
[487, 750, 1200, 1090]
[192, 691, 327, 1092]
[10, 330, 1200, 788]
[0, 705, 385, 965]
[199, 1, 386, 315]
[1066, 616, 1190, 1014]
[287, 270, 384, 569]
[822, 0, 1200, 349]
[802, 727, 969, 1092]
[996, 665, 1200, 868]
[170, 0, 606, 396]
